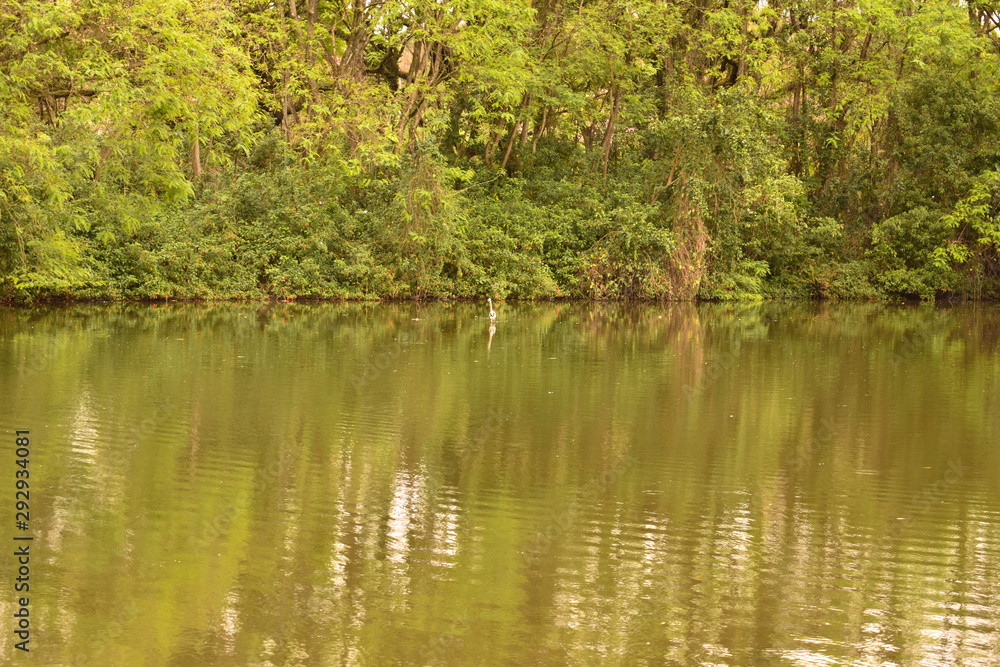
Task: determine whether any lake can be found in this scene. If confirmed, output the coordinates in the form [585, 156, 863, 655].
[1, 302, 998, 665]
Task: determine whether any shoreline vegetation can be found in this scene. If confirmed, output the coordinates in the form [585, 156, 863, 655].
[4, 0, 1000, 305]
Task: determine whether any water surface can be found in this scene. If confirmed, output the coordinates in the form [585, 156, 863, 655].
[1, 302, 998, 665]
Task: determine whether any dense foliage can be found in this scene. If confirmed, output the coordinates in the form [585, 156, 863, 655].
[4, 0, 1000, 301]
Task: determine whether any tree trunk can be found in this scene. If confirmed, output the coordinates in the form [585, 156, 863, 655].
[485, 131, 502, 168]
[602, 86, 623, 180]
[501, 121, 519, 170]
[92, 130, 122, 182]
[532, 107, 548, 153]
[192, 136, 202, 180]
[93, 146, 113, 182]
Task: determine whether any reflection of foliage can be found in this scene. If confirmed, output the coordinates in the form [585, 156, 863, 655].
[5, 302, 1000, 663]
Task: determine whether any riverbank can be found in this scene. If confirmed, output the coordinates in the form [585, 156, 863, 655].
[5, 152, 999, 306]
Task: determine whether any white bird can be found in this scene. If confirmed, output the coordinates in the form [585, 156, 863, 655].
[487, 298, 497, 322]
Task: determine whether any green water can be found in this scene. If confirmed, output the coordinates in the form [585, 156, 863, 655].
[0, 302, 998, 666]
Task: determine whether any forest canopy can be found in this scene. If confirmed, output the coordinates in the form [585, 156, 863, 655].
[3, 0, 1000, 301]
